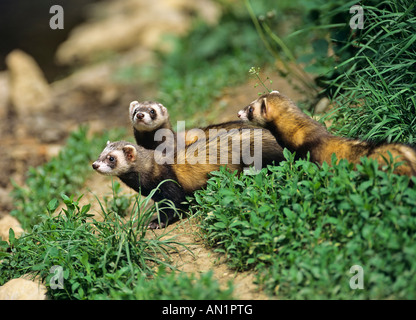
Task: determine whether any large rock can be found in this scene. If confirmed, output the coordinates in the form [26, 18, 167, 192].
[55, 0, 220, 65]
[0, 277, 47, 300]
[5, 49, 53, 117]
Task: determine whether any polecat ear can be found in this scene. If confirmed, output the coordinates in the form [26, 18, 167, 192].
[260, 98, 268, 116]
[129, 101, 139, 115]
[106, 140, 111, 145]
[159, 104, 168, 116]
[123, 145, 137, 162]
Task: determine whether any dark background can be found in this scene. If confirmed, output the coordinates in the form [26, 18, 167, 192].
[0, 0, 102, 81]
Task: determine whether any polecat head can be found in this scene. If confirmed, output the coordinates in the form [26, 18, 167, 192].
[237, 90, 292, 125]
[129, 100, 169, 132]
[92, 141, 138, 176]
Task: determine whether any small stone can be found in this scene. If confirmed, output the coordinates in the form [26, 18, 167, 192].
[5, 49, 53, 117]
[0, 278, 47, 300]
[314, 97, 331, 114]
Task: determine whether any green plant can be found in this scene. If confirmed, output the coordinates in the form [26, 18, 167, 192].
[326, 0, 416, 144]
[102, 180, 133, 217]
[244, 0, 350, 97]
[248, 66, 273, 94]
[254, 0, 416, 142]
[154, 5, 274, 126]
[0, 191, 233, 300]
[101, 268, 233, 300]
[10, 126, 125, 230]
[191, 150, 416, 299]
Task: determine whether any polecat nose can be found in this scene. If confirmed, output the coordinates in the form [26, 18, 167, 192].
[136, 113, 144, 120]
[92, 162, 99, 170]
[237, 111, 242, 118]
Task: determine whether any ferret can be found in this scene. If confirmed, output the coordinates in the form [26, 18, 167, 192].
[129, 100, 173, 150]
[129, 100, 264, 150]
[238, 90, 416, 177]
[92, 126, 284, 228]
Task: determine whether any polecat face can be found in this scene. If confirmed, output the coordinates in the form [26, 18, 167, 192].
[129, 101, 169, 132]
[92, 141, 137, 176]
[238, 96, 268, 126]
[237, 90, 282, 125]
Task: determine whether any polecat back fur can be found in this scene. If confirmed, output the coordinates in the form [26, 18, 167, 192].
[238, 91, 416, 177]
[129, 100, 270, 150]
[92, 126, 284, 228]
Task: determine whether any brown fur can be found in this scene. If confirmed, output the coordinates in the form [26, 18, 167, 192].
[173, 125, 283, 192]
[238, 91, 416, 177]
[93, 126, 285, 228]
[130, 101, 174, 150]
[130, 101, 256, 150]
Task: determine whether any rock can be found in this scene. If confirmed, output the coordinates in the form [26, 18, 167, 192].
[51, 62, 122, 118]
[166, 0, 221, 26]
[0, 214, 24, 241]
[5, 49, 53, 117]
[26, 115, 67, 143]
[55, 0, 221, 65]
[314, 97, 331, 114]
[0, 277, 47, 300]
[50, 58, 142, 129]
[52, 63, 113, 98]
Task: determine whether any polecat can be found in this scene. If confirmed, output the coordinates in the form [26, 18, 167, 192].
[92, 126, 284, 228]
[129, 100, 261, 150]
[129, 100, 173, 150]
[238, 91, 416, 177]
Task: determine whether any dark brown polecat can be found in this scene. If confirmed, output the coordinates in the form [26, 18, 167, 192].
[129, 100, 173, 150]
[92, 125, 285, 228]
[129, 100, 271, 150]
[238, 91, 416, 177]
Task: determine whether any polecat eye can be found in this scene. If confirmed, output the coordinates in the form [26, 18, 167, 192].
[150, 109, 155, 114]
[249, 107, 254, 113]
[108, 156, 115, 162]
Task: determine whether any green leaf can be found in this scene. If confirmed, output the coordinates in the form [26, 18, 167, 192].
[80, 204, 92, 216]
[61, 194, 71, 203]
[32, 263, 47, 271]
[0, 240, 9, 250]
[214, 222, 226, 229]
[283, 207, 295, 220]
[242, 229, 258, 236]
[47, 199, 59, 213]
[8, 228, 15, 245]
